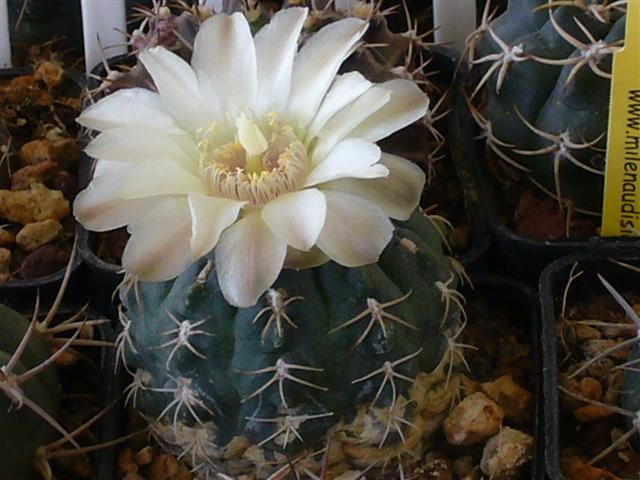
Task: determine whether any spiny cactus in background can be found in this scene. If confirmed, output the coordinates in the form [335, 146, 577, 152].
[0, 247, 115, 480]
[118, 212, 467, 478]
[466, 0, 627, 216]
[597, 275, 640, 452]
[572, 273, 640, 462]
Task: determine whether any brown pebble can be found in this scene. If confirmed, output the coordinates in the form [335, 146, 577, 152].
[452, 456, 476, 478]
[573, 404, 614, 423]
[134, 446, 154, 466]
[117, 448, 138, 475]
[0, 228, 14, 246]
[480, 375, 532, 424]
[147, 453, 191, 480]
[50, 138, 80, 166]
[561, 452, 617, 480]
[52, 171, 79, 200]
[0, 183, 70, 225]
[11, 161, 60, 190]
[443, 392, 504, 446]
[16, 219, 62, 252]
[0, 247, 11, 282]
[19, 244, 69, 279]
[34, 60, 65, 88]
[19, 139, 53, 166]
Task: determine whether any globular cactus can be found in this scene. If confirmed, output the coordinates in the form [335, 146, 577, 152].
[0, 303, 61, 480]
[0, 251, 112, 479]
[118, 211, 466, 478]
[467, 0, 627, 215]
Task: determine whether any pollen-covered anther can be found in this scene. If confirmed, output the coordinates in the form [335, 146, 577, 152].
[199, 118, 309, 206]
[253, 288, 304, 340]
[330, 291, 416, 349]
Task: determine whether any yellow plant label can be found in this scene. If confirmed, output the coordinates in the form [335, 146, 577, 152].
[601, 1, 640, 237]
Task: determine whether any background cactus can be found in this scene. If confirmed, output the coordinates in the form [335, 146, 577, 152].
[467, 0, 627, 216]
[0, 303, 61, 480]
[119, 211, 466, 478]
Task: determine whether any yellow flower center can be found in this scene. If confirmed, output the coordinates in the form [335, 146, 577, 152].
[198, 114, 308, 206]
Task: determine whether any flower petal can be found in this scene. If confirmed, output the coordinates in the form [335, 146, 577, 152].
[76, 88, 182, 133]
[284, 246, 329, 269]
[304, 139, 387, 187]
[319, 153, 425, 220]
[122, 198, 193, 281]
[215, 211, 287, 307]
[316, 191, 393, 267]
[261, 188, 326, 251]
[74, 162, 158, 231]
[188, 193, 245, 258]
[85, 126, 198, 169]
[311, 86, 390, 164]
[140, 47, 214, 133]
[192, 13, 257, 113]
[287, 17, 368, 129]
[254, 7, 307, 116]
[117, 159, 206, 199]
[306, 71, 372, 141]
[348, 79, 430, 142]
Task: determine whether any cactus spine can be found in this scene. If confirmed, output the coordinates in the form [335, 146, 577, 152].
[467, 0, 627, 215]
[119, 212, 466, 478]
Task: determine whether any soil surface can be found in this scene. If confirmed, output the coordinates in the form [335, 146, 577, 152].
[556, 291, 640, 479]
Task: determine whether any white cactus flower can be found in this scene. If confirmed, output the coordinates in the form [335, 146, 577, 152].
[74, 7, 428, 307]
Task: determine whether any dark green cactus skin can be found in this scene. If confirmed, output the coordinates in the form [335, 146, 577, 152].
[120, 210, 460, 475]
[622, 344, 640, 445]
[473, 1, 626, 213]
[0, 304, 60, 480]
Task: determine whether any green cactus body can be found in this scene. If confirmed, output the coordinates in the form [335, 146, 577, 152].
[0, 305, 60, 480]
[120, 211, 463, 477]
[471, 1, 626, 213]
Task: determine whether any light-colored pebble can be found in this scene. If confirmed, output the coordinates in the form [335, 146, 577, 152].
[480, 427, 533, 480]
[0, 183, 69, 224]
[480, 375, 532, 424]
[443, 392, 504, 446]
[16, 219, 62, 252]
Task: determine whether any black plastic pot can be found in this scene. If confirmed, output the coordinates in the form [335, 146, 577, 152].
[451, 71, 640, 284]
[539, 251, 640, 480]
[0, 67, 84, 305]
